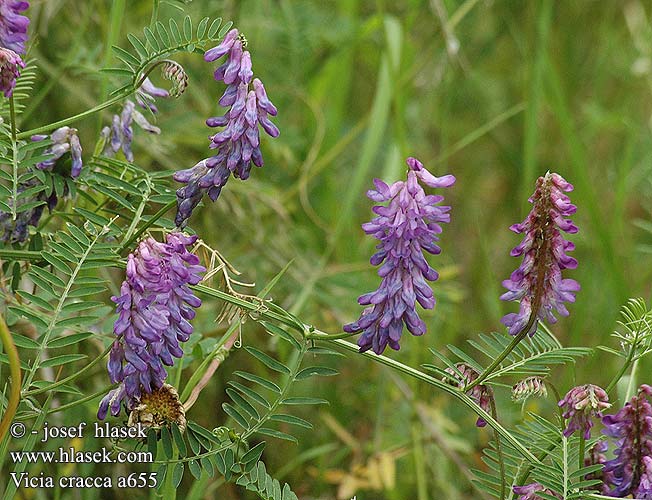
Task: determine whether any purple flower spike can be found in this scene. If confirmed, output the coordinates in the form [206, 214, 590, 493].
[0, 47, 24, 97]
[601, 384, 652, 498]
[500, 172, 580, 336]
[98, 233, 205, 419]
[558, 384, 610, 439]
[0, 0, 30, 55]
[175, 31, 279, 228]
[513, 483, 561, 500]
[343, 157, 455, 354]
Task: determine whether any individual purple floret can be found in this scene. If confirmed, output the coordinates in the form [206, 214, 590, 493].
[601, 384, 652, 498]
[558, 384, 610, 439]
[500, 172, 580, 336]
[174, 29, 279, 228]
[513, 482, 561, 500]
[443, 363, 493, 427]
[0, 47, 24, 97]
[0, 0, 30, 55]
[135, 76, 170, 113]
[98, 233, 205, 419]
[32, 126, 83, 178]
[343, 157, 455, 354]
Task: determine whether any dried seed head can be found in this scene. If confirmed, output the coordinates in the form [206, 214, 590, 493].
[128, 383, 187, 432]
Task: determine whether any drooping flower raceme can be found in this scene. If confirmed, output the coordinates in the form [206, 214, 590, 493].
[98, 233, 205, 419]
[500, 172, 580, 336]
[512, 483, 561, 500]
[32, 126, 83, 178]
[444, 363, 493, 427]
[0, 0, 29, 54]
[174, 28, 279, 228]
[100, 78, 168, 162]
[0, 47, 23, 97]
[343, 157, 455, 354]
[601, 384, 652, 498]
[558, 384, 610, 439]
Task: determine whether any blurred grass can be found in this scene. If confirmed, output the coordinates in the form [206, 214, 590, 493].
[19, 0, 652, 498]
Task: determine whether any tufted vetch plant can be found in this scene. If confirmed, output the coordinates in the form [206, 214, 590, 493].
[0, 3, 650, 500]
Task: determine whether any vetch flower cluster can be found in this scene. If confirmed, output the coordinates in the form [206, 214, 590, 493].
[174, 28, 279, 228]
[32, 126, 83, 178]
[501, 172, 580, 336]
[98, 233, 205, 419]
[0, 1, 29, 98]
[558, 384, 610, 439]
[443, 363, 493, 427]
[0, 47, 23, 97]
[601, 384, 652, 497]
[343, 157, 455, 354]
[0, 0, 29, 54]
[100, 78, 167, 162]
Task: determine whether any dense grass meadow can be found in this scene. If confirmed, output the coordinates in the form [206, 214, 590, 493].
[2, 0, 652, 498]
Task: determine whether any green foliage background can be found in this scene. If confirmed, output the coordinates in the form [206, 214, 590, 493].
[9, 0, 652, 498]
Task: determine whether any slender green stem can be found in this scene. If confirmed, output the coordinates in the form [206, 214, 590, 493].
[489, 396, 506, 500]
[411, 422, 428, 500]
[16, 387, 109, 420]
[17, 90, 132, 140]
[0, 314, 21, 443]
[548, 382, 566, 424]
[119, 200, 176, 253]
[578, 435, 586, 471]
[465, 314, 536, 391]
[625, 358, 640, 401]
[562, 434, 569, 497]
[9, 96, 18, 221]
[149, 0, 160, 31]
[97, 0, 127, 134]
[122, 180, 152, 245]
[606, 346, 635, 394]
[23, 344, 112, 397]
[305, 331, 356, 341]
[0, 249, 43, 262]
